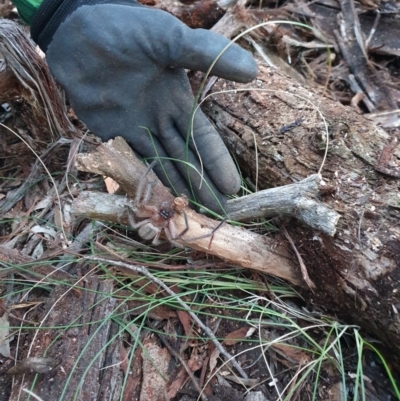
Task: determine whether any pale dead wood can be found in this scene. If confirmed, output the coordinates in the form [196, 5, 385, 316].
[73, 189, 319, 286]
[75, 136, 174, 207]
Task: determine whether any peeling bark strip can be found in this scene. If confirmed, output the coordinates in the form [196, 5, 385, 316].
[0, 19, 74, 137]
[202, 62, 400, 361]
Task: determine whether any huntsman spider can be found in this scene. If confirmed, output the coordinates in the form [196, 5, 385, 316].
[126, 162, 188, 247]
[127, 161, 226, 247]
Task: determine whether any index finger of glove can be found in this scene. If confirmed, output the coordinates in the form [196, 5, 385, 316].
[133, 126, 228, 212]
[132, 8, 257, 83]
[171, 27, 258, 83]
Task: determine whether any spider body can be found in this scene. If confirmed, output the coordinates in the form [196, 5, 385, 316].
[159, 205, 173, 220]
[127, 163, 182, 246]
[127, 162, 221, 247]
[131, 201, 178, 244]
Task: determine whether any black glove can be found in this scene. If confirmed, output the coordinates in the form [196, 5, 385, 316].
[31, 0, 257, 212]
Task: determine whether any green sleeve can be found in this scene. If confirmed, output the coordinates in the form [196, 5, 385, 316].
[11, 0, 43, 24]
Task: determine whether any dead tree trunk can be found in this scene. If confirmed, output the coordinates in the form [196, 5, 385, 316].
[201, 62, 400, 361]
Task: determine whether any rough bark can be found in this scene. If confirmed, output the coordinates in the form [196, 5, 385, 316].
[200, 62, 400, 361]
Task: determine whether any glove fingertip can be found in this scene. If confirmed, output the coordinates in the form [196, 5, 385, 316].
[219, 171, 241, 195]
[208, 45, 258, 83]
[232, 51, 258, 83]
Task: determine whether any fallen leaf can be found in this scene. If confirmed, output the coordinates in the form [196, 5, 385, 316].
[104, 176, 120, 194]
[177, 310, 192, 337]
[167, 367, 187, 399]
[209, 346, 220, 373]
[223, 326, 255, 346]
[271, 343, 311, 365]
[33, 195, 52, 211]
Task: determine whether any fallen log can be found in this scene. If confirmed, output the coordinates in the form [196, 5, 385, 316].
[72, 61, 400, 359]
[200, 61, 400, 362]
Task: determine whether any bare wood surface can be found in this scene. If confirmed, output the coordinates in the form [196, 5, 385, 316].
[76, 137, 174, 207]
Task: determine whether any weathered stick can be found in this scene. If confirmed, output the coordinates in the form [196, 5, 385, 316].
[72, 190, 300, 284]
[72, 173, 340, 236]
[226, 175, 340, 236]
[75, 137, 340, 236]
[74, 137, 303, 285]
[75, 137, 174, 207]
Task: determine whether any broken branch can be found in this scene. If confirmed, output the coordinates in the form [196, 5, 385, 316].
[74, 137, 303, 285]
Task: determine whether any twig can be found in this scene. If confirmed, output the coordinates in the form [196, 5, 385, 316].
[57, 221, 103, 271]
[85, 256, 249, 379]
[282, 227, 315, 291]
[226, 174, 340, 236]
[150, 323, 208, 401]
[72, 191, 303, 285]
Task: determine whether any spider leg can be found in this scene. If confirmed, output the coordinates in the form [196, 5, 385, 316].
[133, 219, 152, 229]
[151, 229, 162, 245]
[179, 218, 227, 242]
[135, 160, 157, 207]
[126, 206, 137, 227]
[177, 210, 190, 238]
[126, 207, 151, 230]
[169, 211, 226, 248]
[140, 179, 157, 207]
[164, 226, 184, 249]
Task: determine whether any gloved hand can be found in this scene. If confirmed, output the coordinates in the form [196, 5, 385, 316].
[31, 0, 257, 212]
